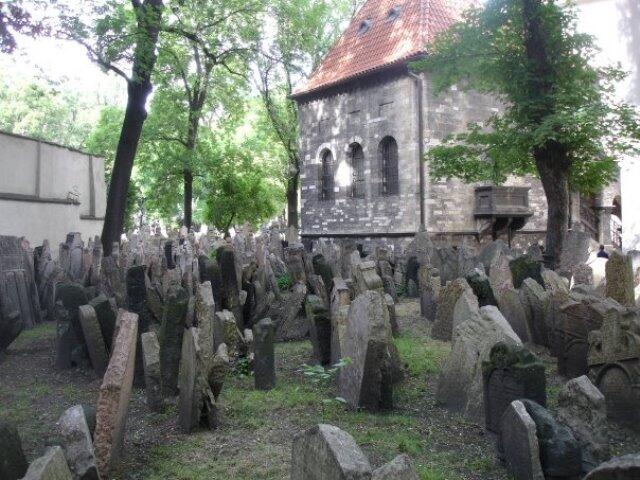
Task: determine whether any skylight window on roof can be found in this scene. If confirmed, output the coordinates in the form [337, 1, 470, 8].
[387, 6, 402, 21]
[357, 19, 372, 36]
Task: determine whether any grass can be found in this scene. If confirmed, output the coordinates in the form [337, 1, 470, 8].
[394, 335, 450, 377]
[8, 323, 56, 350]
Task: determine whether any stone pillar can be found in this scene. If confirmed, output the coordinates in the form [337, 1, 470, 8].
[253, 318, 275, 390]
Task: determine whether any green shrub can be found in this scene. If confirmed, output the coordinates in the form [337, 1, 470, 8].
[277, 274, 293, 291]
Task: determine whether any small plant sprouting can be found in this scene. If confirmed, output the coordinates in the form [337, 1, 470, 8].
[298, 358, 352, 416]
[234, 356, 251, 378]
[277, 274, 293, 291]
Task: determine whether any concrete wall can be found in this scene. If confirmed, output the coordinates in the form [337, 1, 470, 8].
[0, 132, 107, 245]
[576, 0, 640, 252]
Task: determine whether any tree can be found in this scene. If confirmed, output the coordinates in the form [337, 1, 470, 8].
[0, 0, 45, 53]
[58, 0, 164, 255]
[413, 0, 639, 268]
[256, 0, 360, 228]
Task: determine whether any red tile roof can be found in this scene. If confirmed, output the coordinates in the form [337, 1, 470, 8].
[292, 0, 464, 98]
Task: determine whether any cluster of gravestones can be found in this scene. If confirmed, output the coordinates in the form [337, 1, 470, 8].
[403, 232, 640, 480]
[0, 222, 304, 479]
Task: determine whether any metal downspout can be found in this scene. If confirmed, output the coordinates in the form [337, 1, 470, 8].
[409, 70, 426, 232]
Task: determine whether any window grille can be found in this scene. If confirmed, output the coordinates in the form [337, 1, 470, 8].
[350, 143, 365, 199]
[380, 137, 399, 195]
[319, 150, 334, 201]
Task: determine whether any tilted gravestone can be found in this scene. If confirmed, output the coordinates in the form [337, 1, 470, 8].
[499, 400, 544, 480]
[482, 342, 546, 433]
[431, 278, 472, 341]
[509, 254, 543, 289]
[0, 421, 28, 480]
[588, 307, 640, 431]
[465, 268, 496, 308]
[214, 310, 241, 357]
[94, 310, 138, 478]
[253, 318, 276, 390]
[291, 424, 371, 480]
[273, 283, 309, 342]
[605, 251, 635, 307]
[353, 261, 384, 296]
[21, 446, 72, 480]
[330, 278, 351, 365]
[418, 265, 440, 321]
[55, 283, 89, 369]
[57, 404, 99, 480]
[437, 306, 521, 422]
[89, 294, 117, 354]
[158, 284, 188, 396]
[305, 295, 332, 366]
[216, 245, 243, 329]
[284, 244, 307, 285]
[78, 304, 109, 376]
[339, 291, 397, 411]
[584, 454, 640, 480]
[141, 331, 163, 413]
[126, 265, 152, 385]
[372, 454, 420, 480]
[519, 278, 550, 347]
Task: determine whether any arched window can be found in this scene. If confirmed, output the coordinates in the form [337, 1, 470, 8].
[319, 150, 334, 201]
[349, 142, 365, 198]
[379, 136, 399, 195]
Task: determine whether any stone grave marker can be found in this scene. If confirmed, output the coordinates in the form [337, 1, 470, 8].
[605, 251, 635, 307]
[21, 446, 72, 480]
[432, 278, 472, 341]
[372, 454, 419, 480]
[500, 400, 544, 480]
[79, 305, 109, 376]
[584, 454, 640, 480]
[57, 405, 99, 480]
[253, 318, 275, 390]
[141, 332, 163, 413]
[0, 421, 28, 480]
[305, 295, 332, 366]
[158, 284, 188, 396]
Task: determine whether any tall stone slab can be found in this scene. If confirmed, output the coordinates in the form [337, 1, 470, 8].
[21, 446, 72, 480]
[436, 306, 521, 422]
[354, 261, 384, 295]
[213, 310, 241, 357]
[305, 295, 332, 366]
[330, 278, 351, 365]
[500, 400, 544, 480]
[253, 318, 275, 390]
[284, 244, 307, 285]
[291, 424, 372, 480]
[339, 291, 396, 411]
[78, 305, 109, 377]
[158, 284, 188, 396]
[141, 332, 163, 413]
[605, 251, 635, 307]
[482, 342, 546, 433]
[216, 245, 243, 328]
[57, 405, 99, 480]
[89, 295, 117, 354]
[0, 421, 28, 480]
[94, 311, 138, 478]
[519, 278, 550, 347]
[274, 283, 309, 342]
[418, 265, 440, 321]
[432, 278, 472, 341]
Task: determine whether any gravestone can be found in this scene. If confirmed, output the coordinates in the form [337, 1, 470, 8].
[559, 230, 591, 274]
[89, 295, 117, 354]
[372, 454, 419, 480]
[158, 285, 188, 396]
[78, 305, 109, 376]
[213, 310, 240, 356]
[216, 245, 243, 328]
[510, 254, 543, 289]
[605, 251, 635, 307]
[465, 268, 497, 307]
[418, 265, 440, 321]
[330, 278, 351, 364]
[274, 283, 308, 342]
[94, 310, 138, 478]
[573, 263, 594, 286]
[542, 269, 569, 294]
[21, 446, 72, 480]
[291, 424, 371, 480]
[584, 454, 640, 480]
[55, 283, 89, 368]
[354, 261, 384, 295]
[284, 244, 307, 285]
[519, 278, 550, 346]
[499, 400, 544, 480]
[478, 240, 511, 274]
[0, 421, 28, 480]
[305, 295, 332, 366]
[339, 291, 396, 411]
[557, 376, 610, 474]
[308, 274, 329, 308]
[253, 318, 275, 390]
[588, 308, 640, 430]
[312, 254, 334, 293]
[141, 332, 163, 413]
[100, 256, 126, 308]
[57, 405, 99, 480]
[482, 342, 546, 433]
[436, 306, 521, 422]
[432, 278, 472, 341]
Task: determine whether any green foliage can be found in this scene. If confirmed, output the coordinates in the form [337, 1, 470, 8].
[276, 274, 293, 291]
[411, 0, 639, 194]
[394, 336, 450, 377]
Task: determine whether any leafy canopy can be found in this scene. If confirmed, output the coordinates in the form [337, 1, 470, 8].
[412, 0, 639, 194]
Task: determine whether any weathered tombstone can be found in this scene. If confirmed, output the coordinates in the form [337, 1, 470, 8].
[94, 310, 138, 478]
[253, 318, 275, 390]
[89, 295, 117, 354]
[305, 295, 332, 365]
[21, 446, 72, 480]
[557, 376, 610, 474]
[498, 288, 532, 343]
[339, 291, 397, 411]
[284, 244, 307, 285]
[437, 306, 521, 421]
[100, 256, 126, 308]
[519, 278, 550, 346]
[354, 261, 384, 295]
[55, 283, 89, 368]
[432, 278, 472, 341]
[308, 274, 329, 308]
[588, 308, 640, 430]
[372, 454, 419, 480]
[312, 254, 334, 294]
[384, 293, 400, 338]
[213, 310, 241, 356]
[418, 265, 440, 321]
[291, 424, 371, 480]
[499, 400, 544, 480]
[141, 332, 163, 413]
[330, 278, 351, 364]
[572, 263, 594, 286]
[465, 268, 497, 307]
[274, 283, 309, 342]
[584, 454, 640, 480]
[0, 421, 28, 480]
[126, 265, 151, 384]
[510, 254, 543, 289]
[451, 288, 480, 335]
[559, 230, 591, 275]
[482, 342, 546, 433]
[521, 399, 582, 479]
[216, 245, 243, 328]
[158, 284, 188, 396]
[478, 240, 511, 274]
[605, 251, 635, 307]
[78, 305, 109, 376]
[57, 405, 99, 480]
[542, 269, 569, 294]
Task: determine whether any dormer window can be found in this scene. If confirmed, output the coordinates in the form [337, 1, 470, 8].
[357, 19, 372, 36]
[387, 6, 401, 21]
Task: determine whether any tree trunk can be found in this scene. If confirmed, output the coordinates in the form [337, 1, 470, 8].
[286, 170, 299, 228]
[101, 0, 163, 256]
[534, 142, 570, 270]
[183, 169, 193, 230]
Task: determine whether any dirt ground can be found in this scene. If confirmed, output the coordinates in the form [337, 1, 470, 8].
[1, 299, 638, 480]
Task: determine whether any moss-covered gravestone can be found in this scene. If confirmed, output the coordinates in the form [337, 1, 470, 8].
[510, 254, 544, 289]
[482, 342, 546, 432]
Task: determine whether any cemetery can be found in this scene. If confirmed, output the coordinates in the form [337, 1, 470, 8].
[0, 0, 639, 479]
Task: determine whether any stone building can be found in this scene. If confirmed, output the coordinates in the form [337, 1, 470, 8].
[292, 0, 624, 253]
[0, 131, 107, 247]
